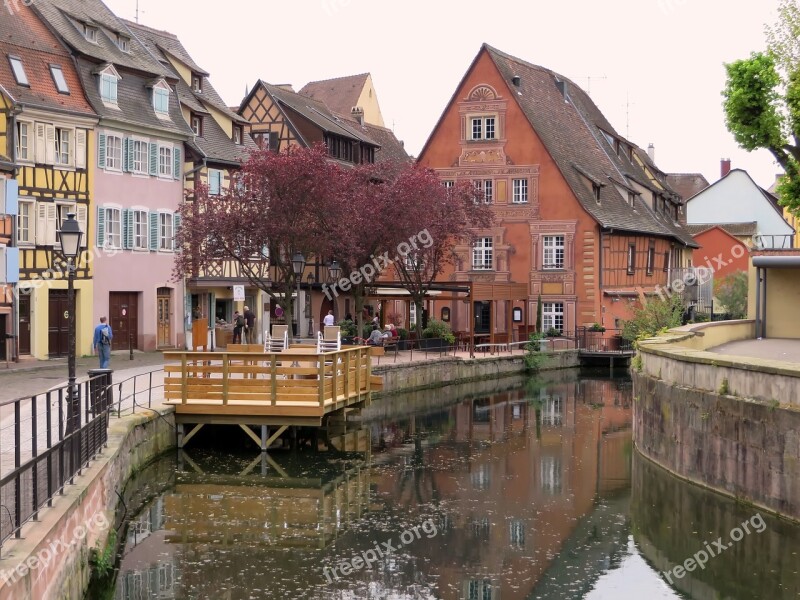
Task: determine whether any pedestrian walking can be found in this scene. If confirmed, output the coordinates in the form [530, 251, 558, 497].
[323, 310, 335, 327]
[93, 316, 113, 369]
[243, 306, 256, 343]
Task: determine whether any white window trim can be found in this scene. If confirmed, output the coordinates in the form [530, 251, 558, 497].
[104, 133, 123, 172]
[103, 205, 123, 249]
[469, 115, 497, 140]
[472, 237, 493, 271]
[9, 56, 29, 87]
[54, 126, 75, 170]
[158, 210, 174, 252]
[50, 65, 69, 94]
[512, 178, 529, 204]
[98, 66, 121, 107]
[16, 120, 33, 164]
[18, 199, 35, 246]
[130, 137, 149, 176]
[542, 235, 565, 270]
[131, 207, 149, 251]
[157, 145, 173, 179]
[542, 302, 564, 333]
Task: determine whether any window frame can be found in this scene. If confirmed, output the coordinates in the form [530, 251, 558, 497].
[542, 302, 564, 334]
[646, 242, 655, 275]
[158, 211, 174, 251]
[83, 24, 98, 43]
[233, 125, 242, 145]
[627, 243, 636, 275]
[470, 115, 497, 140]
[100, 72, 118, 104]
[103, 206, 122, 249]
[512, 178, 528, 204]
[190, 114, 202, 137]
[16, 121, 31, 162]
[132, 209, 148, 250]
[131, 138, 148, 175]
[54, 127, 73, 167]
[18, 199, 34, 245]
[104, 134, 123, 171]
[153, 87, 170, 115]
[472, 237, 493, 271]
[49, 65, 69, 94]
[116, 35, 130, 53]
[158, 145, 173, 179]
[9, 56, 29, 87]
[442, 180, 454, 189]
[542, 235, 565, 270]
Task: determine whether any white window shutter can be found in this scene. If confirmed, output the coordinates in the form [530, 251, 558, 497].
[77, 204, 88, 247]
[45, 125, 56, 165]
[75, 129, 86, 169]
[35, 123, 46, 164]
[35, 202, 47, 245]
[45, 203, 57, 246]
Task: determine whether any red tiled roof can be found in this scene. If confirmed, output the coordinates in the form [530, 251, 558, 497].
[299, 73, 369, 117]
[0, 4, 94, 116]
[665, 173, 710, 202]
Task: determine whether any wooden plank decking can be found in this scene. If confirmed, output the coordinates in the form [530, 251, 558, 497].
[162, 346, 374, 426]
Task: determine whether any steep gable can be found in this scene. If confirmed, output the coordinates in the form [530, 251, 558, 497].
[299, 73, 385, 127]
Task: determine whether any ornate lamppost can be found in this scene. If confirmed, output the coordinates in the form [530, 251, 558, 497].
[291, 251, 306, 338]
[58, 213, 83, 435]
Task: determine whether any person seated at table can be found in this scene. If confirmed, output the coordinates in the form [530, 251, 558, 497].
[368, 324, 387, 346]
[387, 324, 399, 338]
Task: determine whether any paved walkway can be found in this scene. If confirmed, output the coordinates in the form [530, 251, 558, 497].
[707, 338, 800, 364]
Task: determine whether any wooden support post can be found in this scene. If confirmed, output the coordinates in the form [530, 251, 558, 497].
[261, 425, 268, 451]
[318, 356, 326, 407]
[181, 424, 205, 448]
[239, 424, 262, 448]
[222, 355, 229, 405]
[181, 354, 188, 403]
[270, 357, 277, 405]
[264, 425, 288, 450]
[177, 423, 184, 448]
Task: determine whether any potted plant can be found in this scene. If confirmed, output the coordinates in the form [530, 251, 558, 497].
[545, 327, 562, 338]
[420, 318, 455, 350]
[587, 322, 605, 350]
[337, 319, 357, 345]
[589, 322, 605, 332]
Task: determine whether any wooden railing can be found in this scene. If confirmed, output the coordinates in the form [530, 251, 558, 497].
[162, 346, 372, 417]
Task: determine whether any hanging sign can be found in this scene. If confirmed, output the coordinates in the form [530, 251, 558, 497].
[233, 285, 245, 301]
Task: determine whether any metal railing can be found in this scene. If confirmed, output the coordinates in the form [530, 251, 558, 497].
[753, 234, 795, 249]
[106, 368, 166, 417]
[575, 328, 634, 353]
[0, 372, 113, 549]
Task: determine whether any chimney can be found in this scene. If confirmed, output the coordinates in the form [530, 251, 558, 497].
[647, 143, 655, 163]
[351, 106, 364, 126]
[721, 158, 731, 178]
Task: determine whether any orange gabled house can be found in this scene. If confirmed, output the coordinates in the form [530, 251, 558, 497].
[416, 44, 697, 337]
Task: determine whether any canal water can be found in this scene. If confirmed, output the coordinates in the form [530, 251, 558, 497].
[103, 370, 800, 599]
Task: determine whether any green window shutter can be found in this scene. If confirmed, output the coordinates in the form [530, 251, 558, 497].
[98, 133, 106, 169]
[124, 138, 134, 172]
[172, 212, 181, 250]
[209, 170, 220, 195]
[96, 205, 105, 247]
[149, 143, 158, 176]
[149, 211, 158, 251]
[122, 208, 133, 249]
[173, 147, 181, 180]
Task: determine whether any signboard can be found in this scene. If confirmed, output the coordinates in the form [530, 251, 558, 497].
[233, 285, 245, 302]
[274, 306, 284, 318]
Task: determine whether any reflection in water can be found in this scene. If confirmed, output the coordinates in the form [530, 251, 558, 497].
[108, 370, 800, 599]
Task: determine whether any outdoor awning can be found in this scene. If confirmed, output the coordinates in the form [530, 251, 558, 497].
[752, 255, 800, 268]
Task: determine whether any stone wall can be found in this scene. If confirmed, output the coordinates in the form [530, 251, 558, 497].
[633, 372, 800, 521]
[0, 411, 175, 600]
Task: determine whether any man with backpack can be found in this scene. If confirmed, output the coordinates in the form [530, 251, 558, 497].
[93, 316, 113, 369]
[233, 311, 245, 344]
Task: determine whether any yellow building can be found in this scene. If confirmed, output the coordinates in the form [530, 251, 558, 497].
[0, 4, 99, 359]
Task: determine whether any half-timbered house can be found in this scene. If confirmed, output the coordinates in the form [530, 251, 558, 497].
[125, 21, 259, 346]
[0, 3, 98, 359]
[417, 45, 697, 337]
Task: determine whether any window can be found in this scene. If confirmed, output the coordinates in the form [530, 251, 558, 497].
[509, 520, 525, 549]
[472, 237, 493, 270]
[159, 212, 173, 250]
[153, 87, 170, 115]
[158, 146, 172, 178]
[593, 183, 602, 202]
[543, 235, 565, 269]
[208, 169, 223, 195]
[55, 128, 72, 166]
[105, 135, 122, 171]
[100, 73, 118, 104]
[471, 464, 490, 490]
[233, 126, 242, 145]
[442, 180, 454, 188]
[190, 114, 202, 136]
[540, 455, 562, 494]
[191, 74, 202, 93]
[50, 65, 69, 94]
[662, 251, 670, 272]
[542, 302, 564, 333]
[16, 122, 30, 161]
[647, 243, 655, 275]
[482, 180, 493, 204]
[83, 24, 98, 43]
[467, 579, 493, 600]
[512, 178, 528, 203]
[542, 396, 563, 426]
[627, 243, 636, 275]
[116, 35, 129, 52]
[132, 140, 147, 174]
[9, 56, 29, 86]
[470, 116, 496, 140]
[18, 201, 33, 244]
[133, 210, 148, 249]
[54, 203, 76, 245]
[104, 207, 121, 248]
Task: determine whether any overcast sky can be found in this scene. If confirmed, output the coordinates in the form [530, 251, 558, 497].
[105, 0, 784, 189]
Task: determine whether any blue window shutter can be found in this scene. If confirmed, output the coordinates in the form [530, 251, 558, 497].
[96, 205, 105, 247]
[122, 208, 132, 249]
[172, 212, 181, 250]
[4, 180, 18, 216]
[173, 147, 181, 180]
[122, 138, 130, 172]
[149, 143, 158, 176]
[209, 170, 220, 195]
[5, 247, 19, 283]
[149, 212, 158, 251]
[98, 133, 106, 169]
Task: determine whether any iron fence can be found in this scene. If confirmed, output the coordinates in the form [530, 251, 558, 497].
[576, 328, 634, 353]
[0, 371, 113, 549]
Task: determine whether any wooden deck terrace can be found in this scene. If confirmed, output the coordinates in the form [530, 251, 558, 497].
[162, 346, 374, 429]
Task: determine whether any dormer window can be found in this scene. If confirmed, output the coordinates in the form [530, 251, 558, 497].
[50, 65, 69, 94]
[8, 56, 29, 86]
[470, 116, 496, 140]
[116, 35, 130, 53]
[190, 114, 203, 136]
[191, 73, 202, 93]
[233, 125, 242, 145]
[151, 80, 171, 116]
[97, 64, 121, 105]
[593, 183, 602, 202]
[83, 24, 98, 43]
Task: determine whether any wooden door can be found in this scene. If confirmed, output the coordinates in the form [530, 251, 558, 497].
[48, 290, 69, 357]
[157, 289, 171, 347]
[18, 293, 31, 355]
[109, 292, 139, 351]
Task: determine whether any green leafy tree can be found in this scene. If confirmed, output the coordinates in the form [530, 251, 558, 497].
[714, 271, 749, 318]
[723, 1, 800, 213]
[621, 294, 684, 342]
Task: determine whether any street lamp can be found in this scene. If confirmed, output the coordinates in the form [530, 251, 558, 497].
[291, 251, 305, 337]
[58, 213, 83, 436]
[327, 260, 341, 320]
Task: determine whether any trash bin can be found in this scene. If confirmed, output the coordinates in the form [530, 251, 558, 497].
[87, 368, 114, 415]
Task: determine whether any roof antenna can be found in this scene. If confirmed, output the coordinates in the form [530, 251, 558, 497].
[577, 74, 606, 96]
[625, 91, 634, 138]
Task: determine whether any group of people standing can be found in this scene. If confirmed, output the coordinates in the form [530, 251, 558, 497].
[233, 306, 256, 344]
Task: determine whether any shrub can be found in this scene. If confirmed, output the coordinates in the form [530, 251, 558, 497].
[422, 318, 455, 344]
[589, 322, 606, 332]
[622, 294, 684, 342]
[714, 271, 748, 319]
[545, 327, 562, 338]
[524, 333, 547, 370]
[396, 327, 408, 340]
[337, 319, 357, 338]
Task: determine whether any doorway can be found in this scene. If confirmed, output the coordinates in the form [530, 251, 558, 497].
[48, 290, 69, 357]
[109, 292, 139, 351]
[18, 292, 31, 355]
[157, 288, 172, 347]
[474, 301, 491, 334]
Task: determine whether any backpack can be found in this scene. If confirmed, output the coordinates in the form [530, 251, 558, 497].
[101, 326, 111, 345]
[235, 315, 245, 328]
